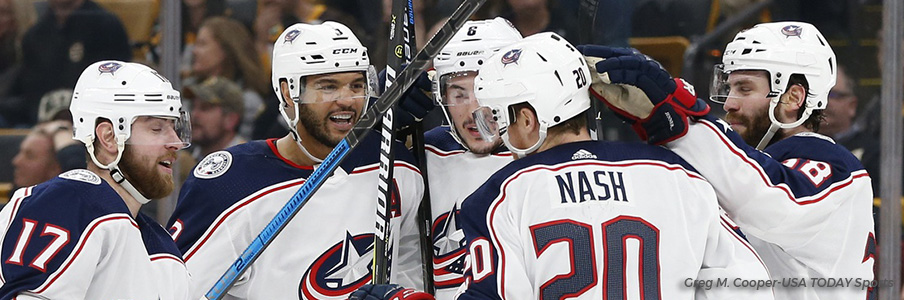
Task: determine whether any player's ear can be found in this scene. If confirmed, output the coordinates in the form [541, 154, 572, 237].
[94, 120, 118, 154]
[518, 106, 538, 131]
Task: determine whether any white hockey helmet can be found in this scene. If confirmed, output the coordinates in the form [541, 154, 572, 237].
[70, 60, 189, 203]
[473, 32, 591, 157]
[711, 21, 836, 130]
[271, 21, 377, 111]
[271, 22, 377, 162]
[432, 17, 522, 150]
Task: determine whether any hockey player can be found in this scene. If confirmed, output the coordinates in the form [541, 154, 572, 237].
[423, 17, 521, 299]
[0, 60, 191, 299]
[581, 21, 874, 299]
[166, 21, 425, 299]
[454, 32, 772, 299]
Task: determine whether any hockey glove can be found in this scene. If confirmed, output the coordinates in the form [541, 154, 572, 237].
[377, 65, 436, 129]
[577, 45, 710, 145]
[349, 284, 435, 300]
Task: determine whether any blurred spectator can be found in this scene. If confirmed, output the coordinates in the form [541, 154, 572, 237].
[494, 0, 580, 42]
[37, 89, 73, 123]
[822, 65, 880, 192]
[3, 0, 130, 127]
[185, 76, 246, 159]
[189, 16, 270, 140]
[0, 0, 36, 127]
[176, 76, 246, 180]
[36, 89, 86, 172]
[254, 0, 370, 66]
[11, 126, 62, 189]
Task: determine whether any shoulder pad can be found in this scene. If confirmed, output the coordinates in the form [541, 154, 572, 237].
[58, 169, 102, 185]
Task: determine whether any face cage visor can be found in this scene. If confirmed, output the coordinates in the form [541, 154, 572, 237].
[123, 111, 192, 149]
[296, 67, 380, 104]
[472, 105, 503, 143]
[710, 64, 776, 104]
[436, 71, 480, 107]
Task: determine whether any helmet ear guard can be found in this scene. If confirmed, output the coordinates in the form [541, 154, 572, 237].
[473, 32, 591, 157]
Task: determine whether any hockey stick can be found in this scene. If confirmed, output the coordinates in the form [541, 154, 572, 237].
[373, 0, 415, 285]
[578, 0, 604, 140]
[202, 1, 485, 298]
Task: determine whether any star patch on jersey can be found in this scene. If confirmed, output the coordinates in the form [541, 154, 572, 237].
[59, 169, 102, 185]
[194, 151, 233, 179]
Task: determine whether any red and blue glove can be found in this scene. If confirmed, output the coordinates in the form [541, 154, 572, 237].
[577, 45, 710, 145]
[349, 284, 434, 300]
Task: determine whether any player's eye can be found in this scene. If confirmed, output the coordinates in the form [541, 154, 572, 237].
[315, 83, 339, 93]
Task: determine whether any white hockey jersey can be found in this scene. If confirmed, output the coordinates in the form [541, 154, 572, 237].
[666, 116, 875, 300]
[456, 140, 772, 299]
[423, 127, 512, 300]
[167, 135, 424, 299]
[0, 169, 190, 300]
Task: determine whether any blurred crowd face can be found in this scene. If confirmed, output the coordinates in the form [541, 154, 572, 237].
[191, 100, 236, 148]
[192, 26, 226, 77]
[0, 0, 13, 39]
[12, 133, 60, 187]
[821, 68, 857, 137]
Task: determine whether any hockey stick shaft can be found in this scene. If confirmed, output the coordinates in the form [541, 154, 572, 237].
[578, 0, 604, 140]
[374, 0, 415, 285]
[202, 1, 484, 298]
[397, 2, 436, 293]
[412, 122, 434, 293]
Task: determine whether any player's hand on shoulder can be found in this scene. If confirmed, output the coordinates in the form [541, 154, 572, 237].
[349, 284, 434, 300]
[578, 44, 710, 145]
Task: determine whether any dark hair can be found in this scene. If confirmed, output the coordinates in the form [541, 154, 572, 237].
[548, 111, 587, 136]
[787, 74, 823, 132]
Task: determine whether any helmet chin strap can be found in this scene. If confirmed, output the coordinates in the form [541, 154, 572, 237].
[86, 139, 152, 204]
[288, 129, 325, 164]
[284, 103, 325, 164]
[501, 124, 548, 158]
[757, 96, 813, 150]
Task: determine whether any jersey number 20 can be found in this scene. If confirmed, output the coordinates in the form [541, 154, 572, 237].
[471, 216, 661, 299]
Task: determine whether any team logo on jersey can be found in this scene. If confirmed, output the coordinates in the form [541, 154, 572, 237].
[432, 204, 467, 289]
[781, 25, 803, 37]
[194, 151, 232, 179]
[284, 29, 301, 43]
[571, 149, 597, 160]
[299, 232, 375, 299]
[501, 49, 522, 66]
[98, 62, 122, 74]
[59, 169, 102, 185]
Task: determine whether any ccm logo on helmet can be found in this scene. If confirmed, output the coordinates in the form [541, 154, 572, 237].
[333, 48, 358, 54]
